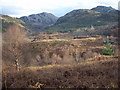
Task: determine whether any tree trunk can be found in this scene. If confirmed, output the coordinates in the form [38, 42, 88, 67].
[15, 59, 20, 71]
[75, 48, 79, 62]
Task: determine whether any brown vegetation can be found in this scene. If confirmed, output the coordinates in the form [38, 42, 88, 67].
[3, 24, 28, 71]
[2, 56, 118, 88]
[2, 27, 118, 88]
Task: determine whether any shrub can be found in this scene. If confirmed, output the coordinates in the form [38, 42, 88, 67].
[103, 48, 114, 55]
[103, 42, 114, 56]
[104, 43, 112, 49]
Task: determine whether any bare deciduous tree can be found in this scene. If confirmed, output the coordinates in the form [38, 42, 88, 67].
[3, 24, 27, 71]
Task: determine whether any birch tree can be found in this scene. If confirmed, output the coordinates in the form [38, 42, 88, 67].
[3, 24, 27, 71]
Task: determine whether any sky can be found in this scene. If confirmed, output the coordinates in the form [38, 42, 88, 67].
[0, 0, 119, 17]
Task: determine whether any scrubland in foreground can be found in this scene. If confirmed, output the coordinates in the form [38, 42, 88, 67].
[3, 56, 118, 88]
[2, 36, 119, 88]
[2, 24, 119, 88]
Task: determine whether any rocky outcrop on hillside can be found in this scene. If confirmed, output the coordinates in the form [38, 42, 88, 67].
[20, 12, 58, 24]
[91, 6, 117, 14]
[19, 12, 58, 32]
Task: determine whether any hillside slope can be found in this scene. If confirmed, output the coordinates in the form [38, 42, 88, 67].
[19, 12, 58, 32]
[45, 6, 118, 33]
[0, 15, 25, 32]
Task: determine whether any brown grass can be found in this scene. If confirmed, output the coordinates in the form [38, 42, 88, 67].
[2, 36, 118, 88]
[2, 56, 118, 88]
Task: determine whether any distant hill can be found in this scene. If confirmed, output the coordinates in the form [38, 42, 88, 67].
[1, 6, 118, 36]
[19, 12, 58, 32]
[0, 15, 25, 32]
[45, 6, 118, 33]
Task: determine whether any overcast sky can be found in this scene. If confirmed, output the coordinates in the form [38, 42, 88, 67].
[0, 0, 119, 17]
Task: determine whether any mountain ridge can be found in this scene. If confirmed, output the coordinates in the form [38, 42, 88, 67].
[91, 6, 117, 14]
[20, 12, 58, 24]
[19, 12, 58, 32]
[45, 6, 118, 33]
[1, 6, 118, 34]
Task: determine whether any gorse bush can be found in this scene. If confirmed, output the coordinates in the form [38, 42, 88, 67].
[103, 42, 114, 55]
[104, 43, 112, 48]
[103, 48, 114, 55]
